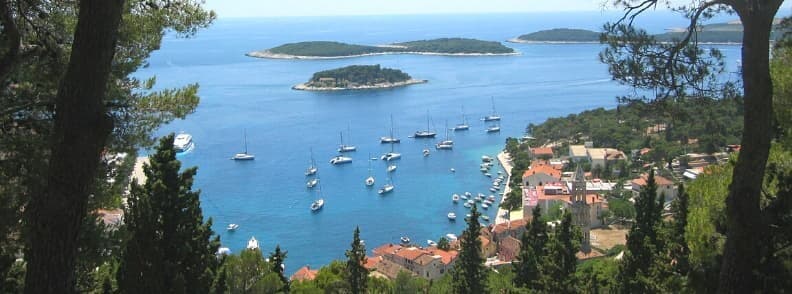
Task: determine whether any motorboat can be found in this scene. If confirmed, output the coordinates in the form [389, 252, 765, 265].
[467, 199, 475, 205]
[173, 132, 193, 153]
[387, 164, 397, 172]
[311, 198, 324, 212]
[482, 155, 493, 162]
[482, 203, 489, 209]
[447, 212, 457, 221]
[217, 247, 231, 255]
[460, 194, 468, 200]
[232, 130, 255, 160]
[450, 168, 456, 173]
[464, 192, 472, 197]
[423, 148, 430, 157]
[489, 187, 497, 192]
[378, 183, 394, 195]
[428, 240, 438, 247]
[330, 155, 352, 165]
[247, 236, 259, 250]
[446, 234, 458, 241]
[226, 224, 239, 231]
[485, 173, 492, 177]
[481, 215, 490, 222]
[307, 178, 318, 188]
[487, 195, 496, 202]
[463, 202, 472, 208]
[381, 152, 401, 161]
[452, 194, 460, 203]
[400, 236, 411, 244]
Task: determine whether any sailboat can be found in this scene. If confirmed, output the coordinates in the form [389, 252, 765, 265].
[436, 120, 453, 150]
[381, 136, 401, 161]
[311, 182, 324, 212]
[231, 130, 255, 160]
[306, 176, 318, 188]
[305, 148, 318, 176]
[380, 115, 401, 143]
[453, 106, 470, 131]
[486, 121, 501, 133]
[482, 97, 501, 122]
[365, 154, 375, 187]
[337, 125, 357, 152]
[414, 111, 436, 138]
[378, 169, 394, 195]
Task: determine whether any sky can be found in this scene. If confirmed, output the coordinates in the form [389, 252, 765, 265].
[204, 0, 613, 18]
[205, 0, 791, 19]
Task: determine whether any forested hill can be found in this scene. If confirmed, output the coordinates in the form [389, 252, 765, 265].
[250, 38, 515, 58]
[513, 21, 784, 43]
[310, 65, 411, 85]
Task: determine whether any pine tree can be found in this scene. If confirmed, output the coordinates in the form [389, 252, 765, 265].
[346, 226, 367, 294]
[513, 206, 548, 288]
[541, 211, 579, 293]
[269, 245, 289, 292]
[117, 134, 220, 293]
[211, 266, 228, 294]
[669, 183, 690, 276]
[452, 205, 488, 293]
[618, 169, 662, 293]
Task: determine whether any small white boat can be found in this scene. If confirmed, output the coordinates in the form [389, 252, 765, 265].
[460, 194, 469, 200]
[488, 195, 496, 202]
[497, 171, 503, 175]
[450, 168, 456, 173]
[217, 247, 231, 255]
[387, 164, 397, 172]
[452, 194, 460, 203]
[482, 155, 493, 162]
[464, 192, 472, 197]
[400, 236, 411, 244]
[436, 143, 453, 150]
[379, 183, 394, 195]
[480, 167, 489, 172]
[428, 240, 438, 246]
[446, 233, 458, 240]
[482, 203, 490, 209]
[454, 106, 470, 131]
[489, 187, 497, 192]
[247, 236, 259, 250]
[481, 215, 490, 222]
[227, 224, 239, 231]
[305, 166, 317, 176]
[330, 155, 352, 165]
[483, 200, 493, 205]
[447, 212, 457, 221]
[463, 202, 472, 208]
[485, 173, 492, 177]
[423, 148, 430, 157]
[467, 199, 475, 205]
[307, 178, 318, 188]
[365, 176, 375, 186]
[311, 198, 324, 211]
[173, 132, 193, 153]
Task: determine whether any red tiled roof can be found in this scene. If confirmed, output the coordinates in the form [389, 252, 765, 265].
[492, 219, 527, 234]
[427, 248, 458, 265]
[523, 162, 562, 179]
[531, 147, 554, 157]
[395, 248, 425, 261]
[415, 254, 436, 266]
[632, 173, 674, 186]
[372, 243, 402, 256]
[290, 266, 318, 282]
[364, 256, 382, 270]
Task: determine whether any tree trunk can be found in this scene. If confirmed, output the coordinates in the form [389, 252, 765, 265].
[24, 0, 124, 293]
[718, 3, 781, 293]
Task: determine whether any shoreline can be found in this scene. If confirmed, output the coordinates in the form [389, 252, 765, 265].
[292, 79, 428, 91]
[496, 151, 518, 225]
[507, 37, 743, 45]
[246, 50, 520, 60]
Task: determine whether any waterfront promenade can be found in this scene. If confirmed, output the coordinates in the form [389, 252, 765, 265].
[496, 151, 522, 224]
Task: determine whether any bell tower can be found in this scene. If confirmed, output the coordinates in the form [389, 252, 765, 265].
[571, 165, 591, 253]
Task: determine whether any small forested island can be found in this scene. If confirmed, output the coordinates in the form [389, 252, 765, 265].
[247, 38, 517, 59]
[510, 20, 783, 44]
[292, 65, 426, 91]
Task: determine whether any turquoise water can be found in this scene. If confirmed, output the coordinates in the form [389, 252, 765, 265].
[135, 12, 740, 274]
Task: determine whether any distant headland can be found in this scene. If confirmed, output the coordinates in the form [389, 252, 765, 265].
[292, 64, 426, 91]
[508, 20, 783, 44]
[248, 38, 518, 59]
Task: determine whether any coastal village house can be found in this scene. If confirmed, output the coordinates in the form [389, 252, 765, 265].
[568, 145, 627, 168]
[290, 266, 319, 282]
[367, 244, 458, 281]
[524, 185, 607, 228]
[522, 160, 562, 187]
[631, 173, 677, 203]
[529, 146, 555, 159]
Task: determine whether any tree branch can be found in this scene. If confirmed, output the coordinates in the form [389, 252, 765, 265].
[0, 0, 21, 82]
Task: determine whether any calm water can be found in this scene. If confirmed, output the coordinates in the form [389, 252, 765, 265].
[136, 12, 740, 273]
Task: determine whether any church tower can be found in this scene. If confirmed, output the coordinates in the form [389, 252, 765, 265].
[571, 165, 591, 253]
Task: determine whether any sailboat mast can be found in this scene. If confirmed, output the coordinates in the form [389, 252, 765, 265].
[243, 129, 248, 154]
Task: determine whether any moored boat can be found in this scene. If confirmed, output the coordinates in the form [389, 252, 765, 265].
[330, 155, 352, 165]
[227, 224, 239, 231]
[173, 132, 193, 153]
[447, 212, 457, 220]
[247, 236, 259, 250]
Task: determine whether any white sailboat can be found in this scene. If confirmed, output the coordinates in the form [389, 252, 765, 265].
[378, 170, 394, 195]
[436, 120, 453, 150]
[232, 130, 255, 160]
[305, 148, 318, 176]
[306, 177, 318, 188]
[381, 137, 401, 161]
[380, 115, 401, 143]
[486, 122, 501, 133]
[365, 154, 375, 187]
[482, 97, 501, 122]
[337, 125, 357, 152]
[453, 106, 470, 131]
[247, 236, 259, 250]
[387, 164, 397, 172]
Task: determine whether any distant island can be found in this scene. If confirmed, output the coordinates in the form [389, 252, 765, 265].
[509, 20, 783, 44]
[292, 65, 427, 91]
[247, 38, 517, 59]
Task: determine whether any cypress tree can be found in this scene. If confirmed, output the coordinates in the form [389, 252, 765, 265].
[345, 226, 367, 294]
[452, 205, 487, 293]
[618, 169, 662, 293]
[669, 184, 690, 276]
[541, 211, 579, 293]
[513, 206, 548, 288]
[118, 134, 220, 293]
[269, 245, 289, 292]
[211, 266, 228, 294]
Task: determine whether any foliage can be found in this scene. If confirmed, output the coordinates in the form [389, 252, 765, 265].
[345, 226, 368, 294]
[513, 207, 547, 289]
[394, 271, 429, 293]
[452, 205, 488, 293]
[608, 198, 637, 221]
[772, 39, 792, 149]
[516, 22, 783, 43]
[117, 134, 220, 293]
[309, 65, 412, 87]
[437, 237, 451, 251]
[266, 38, 514, 57]
[575, 258, 619, 293]
[517, 28, 601, 42]
[268, 245, 289, 292]
[618, 170, 662, 293]
[540, 212, 580, 293]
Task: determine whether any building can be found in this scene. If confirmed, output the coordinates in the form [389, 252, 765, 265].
[290, 266, 319, 282]
[631, 173, 677, 202]
[497, 236, 522, 262]
[525, 184, 607, 228]
[569, 145, 588, 162]
[587, 148, 627, 169]
[368, 244, 458, 281]
[571, 166, 592, 254]
[530, 147, 554, 159]
[522, 161, 562, 187]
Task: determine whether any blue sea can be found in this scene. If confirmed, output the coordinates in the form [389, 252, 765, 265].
[135, 12, 740, 274]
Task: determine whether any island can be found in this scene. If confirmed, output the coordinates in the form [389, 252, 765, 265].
[247, 38, 517, 59]
[509, 20, 782, 44]
[292, 65, 427, 91]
